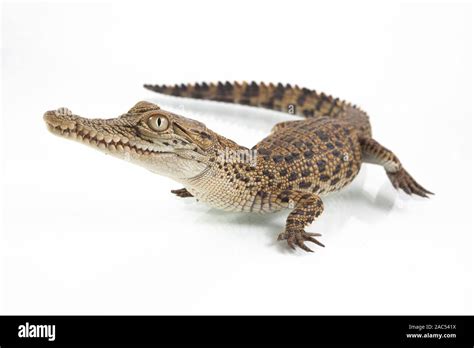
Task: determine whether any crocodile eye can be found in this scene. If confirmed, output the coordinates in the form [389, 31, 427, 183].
[148, 115, 169, 132]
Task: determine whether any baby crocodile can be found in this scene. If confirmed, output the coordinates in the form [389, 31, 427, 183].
[44, 82, 432, 252]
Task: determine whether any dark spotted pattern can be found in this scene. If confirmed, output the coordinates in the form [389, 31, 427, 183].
[254, 116, 362, 199]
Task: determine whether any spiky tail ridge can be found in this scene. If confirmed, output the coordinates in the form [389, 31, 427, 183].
[144, 81, 371, 135]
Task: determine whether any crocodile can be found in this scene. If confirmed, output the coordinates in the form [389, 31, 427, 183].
[43, 81, 433, 252]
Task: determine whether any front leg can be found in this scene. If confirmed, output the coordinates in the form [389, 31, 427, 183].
[277, 190, 325, 252]
[171, 188, 193, 198]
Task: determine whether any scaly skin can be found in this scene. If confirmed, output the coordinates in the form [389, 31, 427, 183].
[44, 82, 433, 252]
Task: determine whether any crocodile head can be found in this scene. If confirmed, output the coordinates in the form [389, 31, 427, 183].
[43, 101, 223, 180]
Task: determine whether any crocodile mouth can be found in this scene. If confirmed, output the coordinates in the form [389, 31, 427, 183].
[44, 111, 173, 156]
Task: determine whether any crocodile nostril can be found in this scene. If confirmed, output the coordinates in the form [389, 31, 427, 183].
[55, 107, 73, 116]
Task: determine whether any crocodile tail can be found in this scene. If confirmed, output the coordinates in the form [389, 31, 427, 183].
[143, 81, 367, 119]
[143, 81, 370, 134]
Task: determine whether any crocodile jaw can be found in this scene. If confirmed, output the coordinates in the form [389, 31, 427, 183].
[43, 108, 207, 179]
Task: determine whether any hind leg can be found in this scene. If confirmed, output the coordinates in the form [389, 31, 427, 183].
[360, 138, 433, 197]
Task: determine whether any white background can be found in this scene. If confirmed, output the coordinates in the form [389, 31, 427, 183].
[1, 0, 472, 314]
